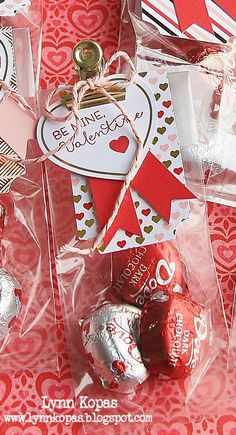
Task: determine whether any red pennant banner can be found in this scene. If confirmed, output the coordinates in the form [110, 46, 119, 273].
[173, 0, 236, 34]
[215, 0, 236, 21]
[89, 152, 196, 248]
[174, 0, 213, 33]
[89, 178, 142, 248]
[131, 152, 196, 222]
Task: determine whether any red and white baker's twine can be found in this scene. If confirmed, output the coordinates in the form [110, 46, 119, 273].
[0, 51, 144, 255]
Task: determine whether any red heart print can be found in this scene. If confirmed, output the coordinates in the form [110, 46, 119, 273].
[142, 208, 151, 216]
[158, 110, 164, 118]
[75, 213, 84, 221]
[163, 100, 171, 108]
[216, 242, 236, 266]
[36, 373, 74, 408]
[174, 167, 183, 175]
[48, 385, 72, 400]
[43, 44, 72, 73]
[67, 4, 108, 35]
[125, 231, 133, 238]
[109, 136, 129, 153]
[0, 374, 12, 406]
[117, 240, 126, 248]
[83, 202, 93, 210]
[10, 331, 47, 367]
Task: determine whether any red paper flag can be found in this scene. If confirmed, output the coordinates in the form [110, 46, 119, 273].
[214, 0, 236, 21]
[174, 0, 213, 33]
[174, 0, 236, 34]
[89, 178, 142, 247]
[131, 152, 196, 223]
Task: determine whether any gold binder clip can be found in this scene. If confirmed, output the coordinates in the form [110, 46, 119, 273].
[62, 40, 126, 110]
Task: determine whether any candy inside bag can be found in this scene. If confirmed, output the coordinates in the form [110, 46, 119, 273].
[23, 22, 226, 430]
[44, 52, 228, 426]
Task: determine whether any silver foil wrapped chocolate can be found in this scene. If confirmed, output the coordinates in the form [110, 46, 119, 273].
[82, 304, 149, 393]
[0, 268, 21, 338]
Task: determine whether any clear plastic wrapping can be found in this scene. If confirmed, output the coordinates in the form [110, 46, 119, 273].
[205, 41, 236, 207]
[119, 4, 236, 208]
[0, 140, 57, 370]
[0, 0, 57, 371]
[0, 0, 43, 100]
[39, 40, 228, 426]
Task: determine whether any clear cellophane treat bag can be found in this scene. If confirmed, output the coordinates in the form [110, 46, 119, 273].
[0, 0, 42, 192]
[0, 140, 58, 370]
[0, 0, 58, 371]
[118, 0, 142, 62]
[205, 40, 236, 207]
[119, 7, 234, 407]
[0, 0, 43, 102]
[119, 3, 236, 207]
[35, 33, 228, 427]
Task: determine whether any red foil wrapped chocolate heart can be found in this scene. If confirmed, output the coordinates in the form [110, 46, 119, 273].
[140, 292, 209, 379]
[112, 242, 188, 307]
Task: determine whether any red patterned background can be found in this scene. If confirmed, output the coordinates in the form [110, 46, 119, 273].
[0, 0, 236, 433]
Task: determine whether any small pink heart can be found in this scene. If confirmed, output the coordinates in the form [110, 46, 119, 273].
[222, 249, 234, 259]
[160, 144, 169, 152]
[172, 212, 180, 220]
[163, 222, 172, 230]
[156, 154, 161, 160]
[179, 201, 188, 209]
[168, 134, 177, 142]
[157, 68, 165, 75]
[155, 233, 164, 241]
[72, 177, 80, 186]
[149, 77, 158, 85]
[19, 390, 29, 399]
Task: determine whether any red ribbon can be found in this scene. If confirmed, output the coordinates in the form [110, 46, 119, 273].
[89, 152, 196, 248]
[173, 0, 236, 33]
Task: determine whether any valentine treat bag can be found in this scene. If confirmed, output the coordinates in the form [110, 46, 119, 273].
[119, 0, 236, 208]
[0, 0, 58, 371]
[36, 37, 228, 428]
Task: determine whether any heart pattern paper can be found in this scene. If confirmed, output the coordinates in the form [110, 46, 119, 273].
[0, 0, 31, 16]
[72, 69, 190, 253]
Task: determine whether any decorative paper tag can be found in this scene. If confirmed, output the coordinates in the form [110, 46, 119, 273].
[0, 27, 17, 100]
[37, 70, 193, 253]
[37, 75, 157, 180]
[0, 1, 31, 16]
